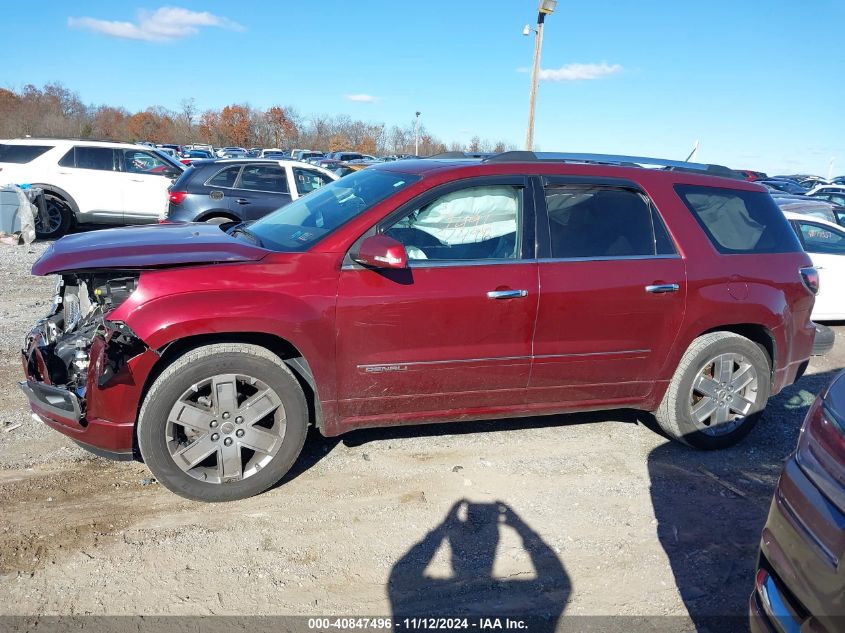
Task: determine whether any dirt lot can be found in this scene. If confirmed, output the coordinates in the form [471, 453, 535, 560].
[1, 241, 844, 630]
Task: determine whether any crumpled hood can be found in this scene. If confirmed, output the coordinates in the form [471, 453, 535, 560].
[32, 223, 269, 275]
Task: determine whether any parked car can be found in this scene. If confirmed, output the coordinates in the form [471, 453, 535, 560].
[808, 184, 845, 197]
[0, 137, 183, 238]
[758, 179, 809, 195]
[165, 159, 338, 223]
[298, 151, 324, 162]
[773, 195, 845, 226]
[20, 151, 819, 501]
[737, 169, 768, 181]
[800, 177, 831, 190]
[259, 148, 285, 158]
[154, 147, 179, 160]
[328, 151, 365, 162]
[216, 147, 247, 158]
[157, 144, 183, 155]
[179, 149, 215, 165]
[750, 370, 845, 633]
[784, 211, 845, 320]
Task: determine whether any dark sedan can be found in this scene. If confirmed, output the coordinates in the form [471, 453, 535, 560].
[165, 159, 337, 224]
[750, 371, 845, 633]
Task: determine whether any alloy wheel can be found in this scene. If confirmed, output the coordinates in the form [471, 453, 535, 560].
[688, 353, 759, 437]
[166, 373, 286, 484]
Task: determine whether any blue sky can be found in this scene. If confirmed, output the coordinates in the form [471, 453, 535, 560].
[2, 1, 843, 175]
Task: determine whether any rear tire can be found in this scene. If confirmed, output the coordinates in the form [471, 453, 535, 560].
[35, 193, 73, 239]
[654, 332, 771, 449]
[137, 343, 308, 502]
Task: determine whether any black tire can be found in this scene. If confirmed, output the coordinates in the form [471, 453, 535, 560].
[35, 193, 73, 239]
[137, 343, 308, 502]
[654, 332, 771, 450]
[812, 323, 835, 356]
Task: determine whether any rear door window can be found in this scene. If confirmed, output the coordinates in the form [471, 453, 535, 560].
[675, 185, 802, 253]
[0, 144, 53, 163]
[544, 186, 675, 258]
[237, 164, 288, 193]
[205, 165, 242, 188]
[796, 221, 845, 255]
[70, 147, 117, 171]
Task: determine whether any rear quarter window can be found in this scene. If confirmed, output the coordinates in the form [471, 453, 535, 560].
[0, 144, 53, 163]
[675, 185, 802, 254]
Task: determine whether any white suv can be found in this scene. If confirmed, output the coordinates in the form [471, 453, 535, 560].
[0, 138, 183, 238]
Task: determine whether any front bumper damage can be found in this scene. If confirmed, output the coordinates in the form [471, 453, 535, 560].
[19, 273, 158, 459]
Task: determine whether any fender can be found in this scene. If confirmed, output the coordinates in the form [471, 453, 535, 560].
[30, 183, 80, 215]
[653, 280, 798, 404]
[116, 288, 339, 403]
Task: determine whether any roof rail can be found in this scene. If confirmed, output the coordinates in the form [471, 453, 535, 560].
[483, 151, 743, 179]
[424, 151, 494, 159]
[10, 136, 133, 144]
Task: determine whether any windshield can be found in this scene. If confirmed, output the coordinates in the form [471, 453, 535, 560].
[248, 168, 419, 251]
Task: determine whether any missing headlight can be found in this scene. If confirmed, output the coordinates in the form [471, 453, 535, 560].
[94, 276, 138, 309]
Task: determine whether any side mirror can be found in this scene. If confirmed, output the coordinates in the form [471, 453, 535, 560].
[353, 234, 408, 269]
[163, 167, 181, 179]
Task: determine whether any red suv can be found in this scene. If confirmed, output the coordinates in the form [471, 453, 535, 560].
[20, 152, 819, 501]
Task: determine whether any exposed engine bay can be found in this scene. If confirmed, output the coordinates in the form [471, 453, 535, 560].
[23, 272, 146, 413]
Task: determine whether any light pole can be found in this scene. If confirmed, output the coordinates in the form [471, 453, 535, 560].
[524, 0, 557, 151]
[414, 111, 421, 156]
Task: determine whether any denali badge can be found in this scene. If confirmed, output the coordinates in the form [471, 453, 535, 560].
[363, 364, 409, 373]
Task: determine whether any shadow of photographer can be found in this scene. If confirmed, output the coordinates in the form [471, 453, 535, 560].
[388, 500, 570, 632]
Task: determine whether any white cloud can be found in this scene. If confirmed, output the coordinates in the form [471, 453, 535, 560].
[68, 7, 244, 42]
[518, 62, 623, 81]
[344, 94, 379, 103]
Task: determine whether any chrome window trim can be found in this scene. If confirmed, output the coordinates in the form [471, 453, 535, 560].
[342, 258, 534, 271]
[203, 165, 244, 189]
[357, 349, 650, 371]
[539, 254, 682, 263]
[341, 253, 681, 271]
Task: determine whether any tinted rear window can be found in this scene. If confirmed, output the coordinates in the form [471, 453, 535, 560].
[675, 185, 802, 254]
[0, 144, 53, 163]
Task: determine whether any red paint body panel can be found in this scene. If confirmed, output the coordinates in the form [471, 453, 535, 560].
[32, 222, 268, 275]
[529, 257, 687, 404]
[335, 262, 539, 419]
[22, 159, 817, 451]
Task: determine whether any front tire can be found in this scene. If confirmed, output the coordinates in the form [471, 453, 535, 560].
[137, 344, 308, 501]
[35, 193, 73, 239]
[654, 332, 771, 449]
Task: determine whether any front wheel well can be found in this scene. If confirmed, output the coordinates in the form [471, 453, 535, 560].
[197, 211, 239, 223]
[700, 324, 776, 376]
[30, 184, 79, 215]
[136, 332, 320, 440]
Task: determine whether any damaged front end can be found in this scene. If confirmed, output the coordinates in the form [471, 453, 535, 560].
[20, 272, 155, 459]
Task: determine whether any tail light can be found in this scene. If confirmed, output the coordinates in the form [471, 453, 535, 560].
[796, 383, 845, 509]
[180, 159, 191, 165]
[800, 266, 819, 295]
[168, 191, 188, 205]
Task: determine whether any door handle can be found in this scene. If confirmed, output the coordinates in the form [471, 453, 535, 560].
[487, 289, 528, 299]
[130, 178, 144, 182]
[645, 284, 680, 294]
[235, 199, 250, 205]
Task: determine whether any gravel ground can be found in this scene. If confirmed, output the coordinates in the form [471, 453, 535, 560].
[1, 238, 844, 630]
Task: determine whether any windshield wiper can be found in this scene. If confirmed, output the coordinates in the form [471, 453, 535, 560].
[229, 224, 264, 247]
